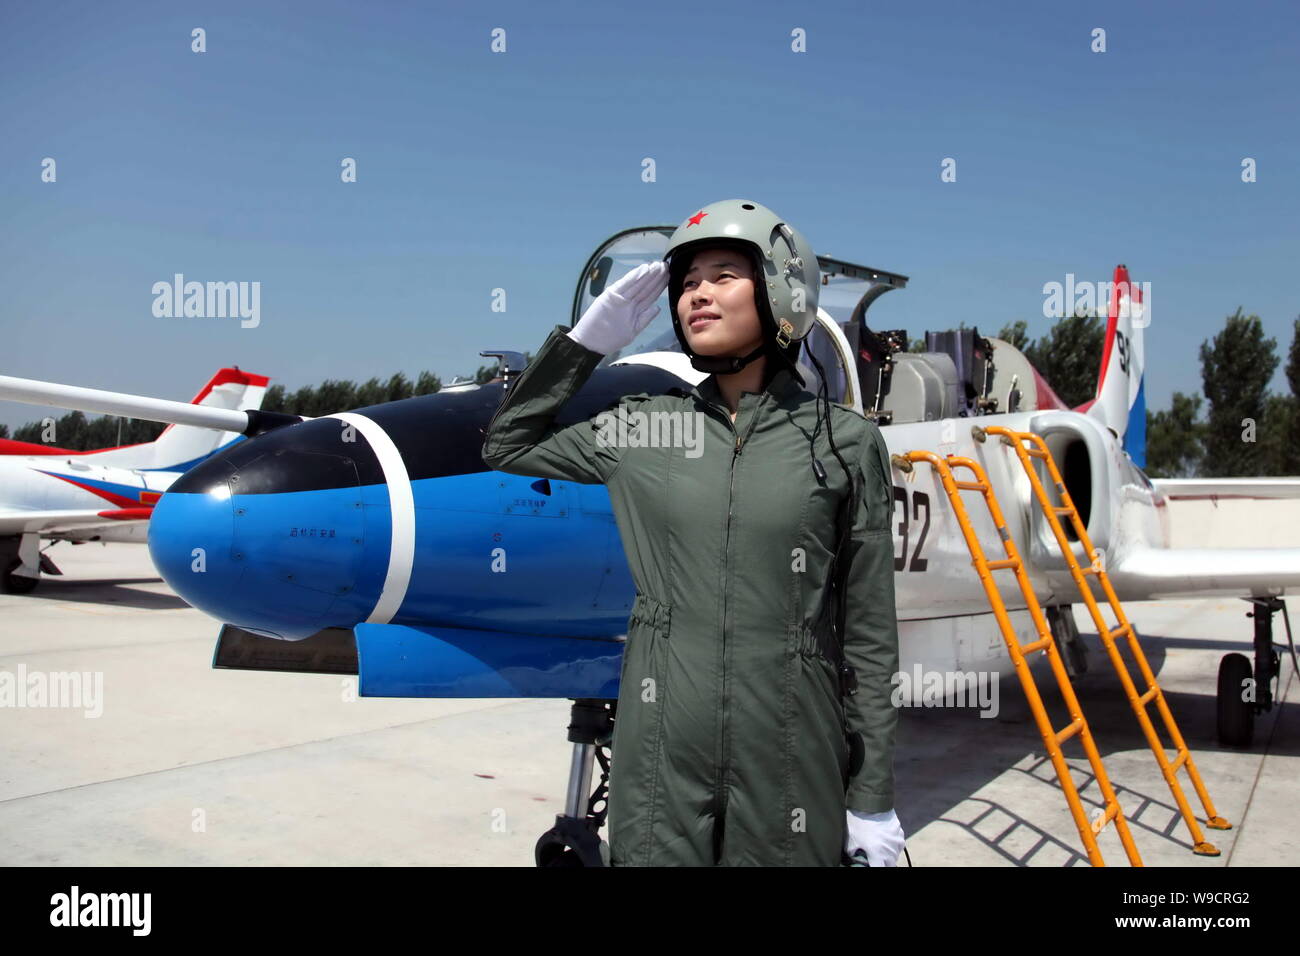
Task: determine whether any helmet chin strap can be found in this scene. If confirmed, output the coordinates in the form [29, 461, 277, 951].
[687, 342, 767, 374]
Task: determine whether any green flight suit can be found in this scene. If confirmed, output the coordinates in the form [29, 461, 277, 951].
[481, 325, 899, 866]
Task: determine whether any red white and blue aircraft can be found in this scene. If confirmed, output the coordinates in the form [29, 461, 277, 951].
[0, 368, 269, 592]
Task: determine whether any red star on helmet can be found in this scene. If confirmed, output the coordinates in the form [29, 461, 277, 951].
[687, 211, 707, 226]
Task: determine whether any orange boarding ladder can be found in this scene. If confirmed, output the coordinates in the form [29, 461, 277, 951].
[895, 449, 1143, 866]
[978, 425, 1231, 856]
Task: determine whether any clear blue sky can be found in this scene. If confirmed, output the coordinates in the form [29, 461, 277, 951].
[2, 0, 1297, 431]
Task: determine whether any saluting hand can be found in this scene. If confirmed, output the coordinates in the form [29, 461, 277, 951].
[567, 261, 669, 356]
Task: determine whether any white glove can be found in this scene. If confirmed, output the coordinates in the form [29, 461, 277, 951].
[567, 261, 669, 356]
[845, 807, 906, 866]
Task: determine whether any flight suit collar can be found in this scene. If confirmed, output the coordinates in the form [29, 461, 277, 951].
[691, 363, 803, 411]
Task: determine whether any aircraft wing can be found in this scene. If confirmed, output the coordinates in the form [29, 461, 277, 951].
[1108, 546, 1300, 601]
[1154, 477, 1300, 500]
[0, 371, 303, 435]
[0, 508, 150, 536]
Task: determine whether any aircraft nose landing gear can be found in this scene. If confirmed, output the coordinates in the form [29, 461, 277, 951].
[1217, 597, 1296, 748]
[1, 534, 60, 594]
[535, 698, 615, 867]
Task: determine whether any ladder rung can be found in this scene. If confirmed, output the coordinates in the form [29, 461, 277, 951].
[1091, 801, 1120, 834]
[1137, 685, 1158, 707]
[1055, 717, 1084, 744]
[1019, 636, 1052, 654]
[1026, 447, 1049, 460]
[1170, 750, 1189, 772]
[1104, 623, 1133, 641]
[953, 480, 986, 492]
[1052, 506, 1075, 516]
[984, 558, 1020, 571]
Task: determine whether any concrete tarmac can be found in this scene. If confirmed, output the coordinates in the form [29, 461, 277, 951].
[1, 539, 1296, 866]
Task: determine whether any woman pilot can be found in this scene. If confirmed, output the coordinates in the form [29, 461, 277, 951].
[482, 199, 905, 866]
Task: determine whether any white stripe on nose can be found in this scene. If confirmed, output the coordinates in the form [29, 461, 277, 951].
[326, 412, 414, 624]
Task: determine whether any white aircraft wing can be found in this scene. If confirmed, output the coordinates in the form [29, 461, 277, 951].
[1109, 546, 1300, 601]
[0, 373, 250, 432]
[1154, 477, 1300, 500]
[0, 508, 147, 536]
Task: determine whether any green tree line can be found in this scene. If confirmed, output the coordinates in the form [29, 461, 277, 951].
[1148, 311, 1300, 478]
[3, 313, 1296, 480]
[993, 309, 1299, 478]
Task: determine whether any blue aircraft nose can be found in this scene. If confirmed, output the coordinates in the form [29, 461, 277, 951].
[149, 419, 393, 639]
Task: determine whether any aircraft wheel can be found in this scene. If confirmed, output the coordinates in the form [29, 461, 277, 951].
[2, 559, 40, 594]
[538, 847, 586, 867]
[534, 815, 607, 867]
[1047, 606, 1087, 679]
[1216, 652, 1254, 748]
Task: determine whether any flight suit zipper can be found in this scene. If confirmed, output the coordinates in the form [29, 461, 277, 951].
[719, 430, 739, 812]
[702, 392, 767, 817]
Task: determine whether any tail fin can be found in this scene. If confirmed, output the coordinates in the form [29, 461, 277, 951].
[1085, 264, 1147, 467]
[86, 368, 269, 471]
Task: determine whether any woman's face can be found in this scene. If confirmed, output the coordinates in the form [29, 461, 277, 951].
[677, 246, 764, 357]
